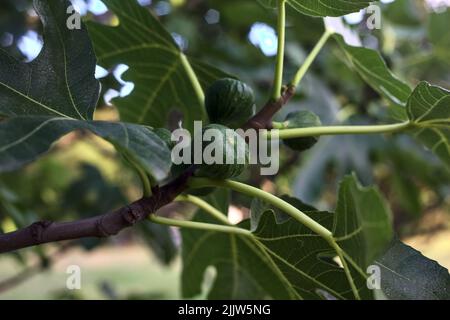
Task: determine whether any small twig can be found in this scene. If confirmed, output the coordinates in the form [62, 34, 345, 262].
[243, 85, 296, 130]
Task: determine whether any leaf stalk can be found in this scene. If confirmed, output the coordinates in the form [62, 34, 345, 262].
[272, 0, 287, 101]
[290, 29, 333, 87]
[269, 121, 412, 139]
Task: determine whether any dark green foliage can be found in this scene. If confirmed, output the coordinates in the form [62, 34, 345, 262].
[182, 175, 393, 300]
[86, 0, 230, 131]
[376, 240, 450, 300]
[0, 0, 172, 181]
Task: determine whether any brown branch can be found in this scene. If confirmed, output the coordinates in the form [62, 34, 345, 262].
[243, 85, 296, 130]
[0, 86, 297, 255]
[0, 167, 195, 254]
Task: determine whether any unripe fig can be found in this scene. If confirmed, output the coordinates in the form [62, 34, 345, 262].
[282, 111, 322, 152]
[154, 128, 174, 149]
[195, 124, 249, 179]
[205, 78, 256, 129]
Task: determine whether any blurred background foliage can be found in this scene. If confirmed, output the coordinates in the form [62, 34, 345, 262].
[0, 0, 449, 299]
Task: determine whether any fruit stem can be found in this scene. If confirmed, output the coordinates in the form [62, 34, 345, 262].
[268, 121, 412, 139]
[188, 178, 333, 240]
[180, 53, 206, 119]
[123, 154, 153, 197]
[271, 0, 287, 101]
[149, 215, 251, 237]
[136, 165, 152, 197]
[271, 121, 286, 129]
[175, 194, 231, 225]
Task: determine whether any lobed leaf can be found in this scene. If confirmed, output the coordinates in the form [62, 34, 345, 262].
[0, 117, 171, 180]
[407, 82, 450, 167]
[182, 175, 393, 300]
[0, 0, 99, 120]
[334, 175, 393, 269]
[182, 192, 351, 300]
[86, 0, 229, 130]
[334, 34, 412, 109]
[0, 0, 172, 180]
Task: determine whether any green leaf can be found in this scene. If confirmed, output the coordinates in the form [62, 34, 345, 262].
[375, 240, 450, 300]
[86, 0, 229, 129]
[334, 34, 412, 109]
[0, 117, 171, 180]
[258, 0, 376, 17]
[182, 190, 289, 300]
[182, 193, 351, 300]
[334, 175, 393, 275]
[0, 0, 99, 120]
[407, 82, 450, 167]
[0, 0, 172, 180]
[182, 175, 393, 300]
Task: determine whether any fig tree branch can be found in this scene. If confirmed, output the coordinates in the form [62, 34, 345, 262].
[0, 74, 298, 255]
[244, 25, 334, 130]
[0, 167, 195, 254]
[0, 39, 302, 255]
[0, 40, 406, 255]
[243, 85, 296, 130]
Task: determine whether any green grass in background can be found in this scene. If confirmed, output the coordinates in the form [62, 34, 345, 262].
[0, 245, 180, 300]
